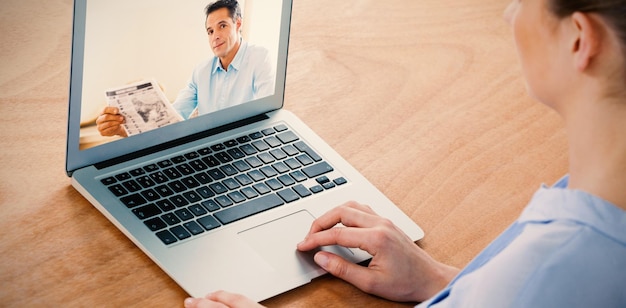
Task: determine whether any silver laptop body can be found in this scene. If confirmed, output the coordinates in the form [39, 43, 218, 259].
[66, 0, 424, 301]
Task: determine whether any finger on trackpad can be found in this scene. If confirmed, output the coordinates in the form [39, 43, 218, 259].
[238, 210, 353, 275]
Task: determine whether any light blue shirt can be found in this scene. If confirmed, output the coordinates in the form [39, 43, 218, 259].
[418, 175, 626, 307]
[172, 40, 275, 119]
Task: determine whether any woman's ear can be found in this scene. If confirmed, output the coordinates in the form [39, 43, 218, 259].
[570, 12, 602, 71]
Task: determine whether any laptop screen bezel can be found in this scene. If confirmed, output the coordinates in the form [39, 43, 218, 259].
[66, 0, 293, 176]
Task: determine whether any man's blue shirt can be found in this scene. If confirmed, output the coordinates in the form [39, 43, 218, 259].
[419, 175, 626, 307]
[172, 40, 275, 119]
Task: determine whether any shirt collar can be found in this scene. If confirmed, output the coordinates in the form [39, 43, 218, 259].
[520, 175, 626, 244]
[212, 39, 247, 74]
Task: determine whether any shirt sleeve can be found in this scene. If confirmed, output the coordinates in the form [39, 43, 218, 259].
[172, 75, 199, 120]
[251, 48, 275, 100]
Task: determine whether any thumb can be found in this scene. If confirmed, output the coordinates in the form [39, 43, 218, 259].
[314, 251, 369, 286]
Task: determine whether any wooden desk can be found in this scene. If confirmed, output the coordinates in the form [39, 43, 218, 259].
[0, 0, 568, 306]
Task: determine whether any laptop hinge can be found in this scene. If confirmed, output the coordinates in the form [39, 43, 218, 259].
[94, 113, 269, 170]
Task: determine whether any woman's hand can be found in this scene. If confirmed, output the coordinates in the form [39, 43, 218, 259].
[184, 291, 264, 308]
[297, 201, 459, 302]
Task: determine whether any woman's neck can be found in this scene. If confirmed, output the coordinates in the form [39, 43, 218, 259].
[565, 96, 626, 210]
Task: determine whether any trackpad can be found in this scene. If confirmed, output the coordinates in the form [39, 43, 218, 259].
[238, 210, 354, 275]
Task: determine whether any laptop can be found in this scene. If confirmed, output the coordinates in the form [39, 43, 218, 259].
[66, 0, 424, 302]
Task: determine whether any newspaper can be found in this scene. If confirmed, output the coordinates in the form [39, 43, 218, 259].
[105, 79, 183, 136]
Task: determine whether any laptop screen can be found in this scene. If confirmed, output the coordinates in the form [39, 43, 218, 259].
[67, 0, 291, 174]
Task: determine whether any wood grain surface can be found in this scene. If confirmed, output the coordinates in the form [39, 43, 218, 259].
[0, 0, 568, 306]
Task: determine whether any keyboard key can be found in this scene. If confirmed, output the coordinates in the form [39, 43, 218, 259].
[277, 131, 299, 144]
[220, 164, 238, 176]
[156, 199, 176, 212]
[171, 155, 186, 164]
[249, 131, 264, 139]
[183, 221, 205, 235]
[252, 140, 270, 152]
[162, 213, 181, 225]
[236, 136, 251, 143]
[224, 139, 238, 147]
[282, 145, 299, 156]
[241, 187, 259, 199]
[132, 204, 162, 220]
[253, 183, 272, 195]
[245, 156, 263, 168]
[227, 148, 246, 160]
[129, 168, 145, 176]
[168, 180, 186, 193]
[207, 168, 226, 181]
[157, 160, 173, 168]
[194, 172, 213, 184]
[197, 215, 221, 230]
[247, 170, 266, 182]
[189, 159, 208, 171]
[294, 141, 322, 162]
[215, 152, 233, 163]
[140, 189, 160, 201]
[278, 175, 296, 186]
[175, 208, 194, 221]
[296, 154, 314, 166]
[182, 191, 202, 203]
[290, 170, 308, 182]
[209, 182, 228, 195]
[181, 176, 201, 189]
[108, 184, 128, 197]
[223, 178, 240, 190]
[293, 184, 312, 198]
[177, 163, 194, 175]
[272, 162, 290, 174]
[235, 174, 253, 186]
[261, 128, 276, 136]
[240, 144, 258, 155]
[115, 172, 131, 181]
[196, 186, 215, 199]
[101, 177, 117, 185]
[215, 195, 234, 208]
[156, 230, 177, 245]
[228, 191, 246, 203]
[150, 171, 168, 184]
[277, 188, 299, 203]
[155, 185, 174, 198]
[310, 185, 324, 194]
[122, 180, 141, 192]
[265, 179, 283, 191]
[264, 136, 282, 148]
[201, 200, 221, 212]
[202, 155, 221, 167]
[274, 124, 288, 132]
[334, 177, 348, 185]
[188, 204, 208, 216]
[143, 164, 159, 172]
[184, 151, 200, 160]
[145, 217, 167, 231]
[120, 193, 147, 208]
[214, 194, 284, 225]
[169, 195, 189, 207]
[171, 225, 191, 240]
[233, 160, 251, 172]
[302, 162, 334, 178]
[211, 144, 226, 152]
[136, 176, 156, 188]
[323, 182, 336, 189]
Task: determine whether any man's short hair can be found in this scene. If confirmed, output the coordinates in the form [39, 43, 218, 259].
[205, 0, 242, 21]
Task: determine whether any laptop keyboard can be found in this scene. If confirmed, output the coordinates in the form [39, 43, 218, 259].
[99, 124, 348, 245]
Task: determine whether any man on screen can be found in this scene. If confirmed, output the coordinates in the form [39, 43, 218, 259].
[96, 0, 275, 137]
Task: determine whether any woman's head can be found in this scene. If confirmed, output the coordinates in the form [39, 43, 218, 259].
[504, 0, 626, 112]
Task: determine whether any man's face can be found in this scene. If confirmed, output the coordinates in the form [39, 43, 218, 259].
[206, 7, 241, 61]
